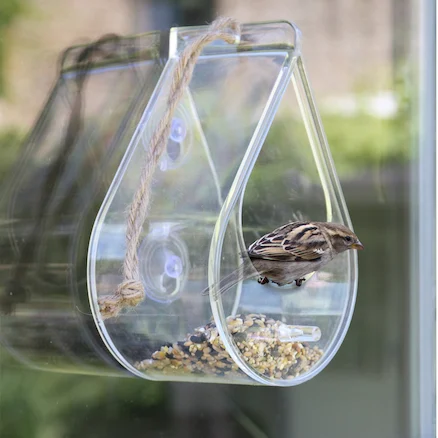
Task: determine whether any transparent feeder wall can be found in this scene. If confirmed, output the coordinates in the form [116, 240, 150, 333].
[1, 21, 358, 386]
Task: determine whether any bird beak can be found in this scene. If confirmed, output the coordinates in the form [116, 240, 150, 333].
[351, 241, 364, 250]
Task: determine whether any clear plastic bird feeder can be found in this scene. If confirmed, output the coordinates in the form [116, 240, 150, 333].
[89, 20, 358, 386]
[0, 20, 358, 386]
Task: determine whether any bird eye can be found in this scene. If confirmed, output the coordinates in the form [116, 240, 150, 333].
[344, 236, 352, 242]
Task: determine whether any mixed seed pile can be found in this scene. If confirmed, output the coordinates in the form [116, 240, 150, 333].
[135, 314, 323, 380]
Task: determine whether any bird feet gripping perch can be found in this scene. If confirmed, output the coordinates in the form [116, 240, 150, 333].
[258, 276, 269, 285]
[295, 278, 306, 287]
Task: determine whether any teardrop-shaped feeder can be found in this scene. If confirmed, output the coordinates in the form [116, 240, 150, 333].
[88, 20, 358, 386]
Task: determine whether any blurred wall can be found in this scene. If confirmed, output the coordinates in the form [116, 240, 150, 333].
[0, 0, 408, 130]
[219, 0, 395, 96]
[0, 0, 133, 128]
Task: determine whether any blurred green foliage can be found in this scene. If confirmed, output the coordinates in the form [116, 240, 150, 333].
[0, 353, 168, 438]
[323, 111, 410, 175]
[0, 0, 23, 28]
[265, 107, 410, 178]
[0, 0, 25, 95]
[242, 91, 410, 227]
[324, 81, 411, 175]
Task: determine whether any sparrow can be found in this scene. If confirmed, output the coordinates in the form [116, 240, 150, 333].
[201, 221, 363, 297]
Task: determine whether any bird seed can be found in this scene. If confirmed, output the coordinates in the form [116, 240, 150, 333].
[135, 313, 323, 381]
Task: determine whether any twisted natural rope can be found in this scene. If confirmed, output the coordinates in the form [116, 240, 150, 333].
[98, 17, 241, 319]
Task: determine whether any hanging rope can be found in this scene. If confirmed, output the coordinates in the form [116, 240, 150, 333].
[98, 17, 241, 319]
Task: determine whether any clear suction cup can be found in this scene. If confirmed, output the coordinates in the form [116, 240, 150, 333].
[169, 117, 188, 143]
[138, 222, 189, 303]
[159, 108, 192, 171]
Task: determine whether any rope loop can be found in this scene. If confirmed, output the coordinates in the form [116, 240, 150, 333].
[98, 17, 241, 319]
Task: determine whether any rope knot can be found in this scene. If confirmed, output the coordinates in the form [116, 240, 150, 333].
[97, 280, 145, 320]
[117, 280, 145, 306]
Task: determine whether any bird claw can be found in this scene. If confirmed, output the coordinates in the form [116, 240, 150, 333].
[257, 276, 269, 285]
[295, 278, 305, 287]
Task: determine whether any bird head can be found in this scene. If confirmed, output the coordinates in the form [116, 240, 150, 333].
[321, 222, 364, 254]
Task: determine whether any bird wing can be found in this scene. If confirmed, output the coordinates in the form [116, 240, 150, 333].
[247, 222, 329, 262]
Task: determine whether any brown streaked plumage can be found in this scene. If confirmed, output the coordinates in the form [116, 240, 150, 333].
[201, 221, 363, 297]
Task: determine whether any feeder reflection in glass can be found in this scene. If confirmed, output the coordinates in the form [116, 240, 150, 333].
[0, 32, 166, 376]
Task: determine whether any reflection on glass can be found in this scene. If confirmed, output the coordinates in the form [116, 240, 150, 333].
[0, 33, 166, 376]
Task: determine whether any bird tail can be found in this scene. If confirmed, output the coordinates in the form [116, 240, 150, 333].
[200, 261, 258, 297]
